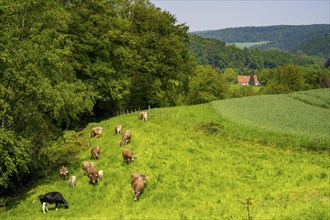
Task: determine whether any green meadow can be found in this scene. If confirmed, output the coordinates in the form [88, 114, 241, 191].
[226, 41, 270, 49]
[1, 89, 329, 219]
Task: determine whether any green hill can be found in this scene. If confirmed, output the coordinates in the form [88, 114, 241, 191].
[192, 24, 330, 52]
[189, 34, 319, 70]
[292, 34, 330, 59]
[1, 89, 329, 219]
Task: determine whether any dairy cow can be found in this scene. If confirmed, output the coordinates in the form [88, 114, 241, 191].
[33, 192, 69, 214]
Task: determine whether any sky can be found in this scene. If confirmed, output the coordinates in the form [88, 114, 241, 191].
[150, 0, 330, 32]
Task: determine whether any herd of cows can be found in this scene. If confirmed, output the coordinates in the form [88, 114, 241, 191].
[33, 111, 149, 214]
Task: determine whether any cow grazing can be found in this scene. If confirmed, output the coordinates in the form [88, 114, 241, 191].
[91, 145, 101, 160]
[33, 192, 69, 214]
[122, 148, 135, 164]
[59, 166, 69, 180]
[120, 130, 131, 147]
[98, 170, 104, 181]
[68, 176, 76, 188]
[91, 127, 103, 138]
[131, 172, 148, 185]
[82, 161, 96, 175]
[87, 167, 99, 184]
[115, 125, 122, 134]
[138, 112, 148, 122]
[132, 177, 145, 202]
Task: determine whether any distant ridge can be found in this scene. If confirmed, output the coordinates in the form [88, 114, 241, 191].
[191, 24, 330, 51]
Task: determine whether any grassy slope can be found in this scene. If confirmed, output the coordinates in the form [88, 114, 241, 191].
[1, 90, 329, 219]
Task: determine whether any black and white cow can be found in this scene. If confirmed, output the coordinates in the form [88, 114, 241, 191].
[33, 192, 69, 214]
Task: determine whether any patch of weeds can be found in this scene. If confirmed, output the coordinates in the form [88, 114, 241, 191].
[198, 122, 225, 135]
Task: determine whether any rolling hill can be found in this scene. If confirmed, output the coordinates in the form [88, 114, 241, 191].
[191, 24, 330, 52]
[292, 34, 330, 59]
[0, 89, 329, 219]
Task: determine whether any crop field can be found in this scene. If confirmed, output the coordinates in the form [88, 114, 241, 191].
[0, 89, 329, 219]
[212, 89, 330, 150]
[288, 88, 330, 109]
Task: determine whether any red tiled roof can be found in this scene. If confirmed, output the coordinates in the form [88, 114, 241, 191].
[237, 76, 250, 83]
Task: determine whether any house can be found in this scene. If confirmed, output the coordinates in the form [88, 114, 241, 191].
[237, 75, 260, 86]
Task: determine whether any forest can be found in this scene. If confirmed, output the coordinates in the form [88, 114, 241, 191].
[192, 24, 330, 53]
[0, 0, 329, 197]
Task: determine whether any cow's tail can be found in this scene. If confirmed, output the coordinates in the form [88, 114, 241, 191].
[32, 195, 41, 203]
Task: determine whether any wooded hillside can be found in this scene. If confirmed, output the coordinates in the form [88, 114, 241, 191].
[292, 34, 330, 59]
[189, 34, 321, 70]
[192, 24, 330, 52]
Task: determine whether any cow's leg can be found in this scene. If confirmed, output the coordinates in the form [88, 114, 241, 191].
[42, 202, 46, 214]
[55, 203, 58, 211]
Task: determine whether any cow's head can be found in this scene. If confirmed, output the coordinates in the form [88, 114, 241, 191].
[64, 202, 69, 209]
[88, 168, 99, 184]
[95, 153, 100, 160]
[140, 174, 148, 183]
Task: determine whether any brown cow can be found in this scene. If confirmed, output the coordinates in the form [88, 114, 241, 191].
[120, 130, 131, 147]
[87, 167, 99, 184]
[122, 148, 135, 164]
[91, 145, 101, 160]
[131, 172, 148, 185]
[59, 166, 69, 180]
[115, 125, 122, 134]
[91, 127, 103, 138]
[133, 177, 145, 202]
[138, 112, 148, 122]
[82, 161, 96, 175]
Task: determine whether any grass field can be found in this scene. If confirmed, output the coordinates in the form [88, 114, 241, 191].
[213, 89, 330, 150]
[0, 89, 329, 219]
[227, 41, 269, 49]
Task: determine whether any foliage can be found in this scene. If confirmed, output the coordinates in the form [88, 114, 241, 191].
[188, 65, 229, 104]
[292, 34, 330, 59]
[263, 64, 305, 94]
[226, 84, 259, 98]
[222, 68, 238, 83]
[189, 34, 319, 72]
[0, 129, 31, 192]
[192, 24, 330, 52]
[0, 100, 329, 219]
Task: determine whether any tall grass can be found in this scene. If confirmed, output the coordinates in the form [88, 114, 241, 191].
[1, 91, 329, 219]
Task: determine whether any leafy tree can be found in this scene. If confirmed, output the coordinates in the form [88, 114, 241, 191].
[0, 130, 31, 194]
[121, 0, 194, 108]
[264, 64, 305, 94]
[0, 0, 94, 194]
[188, 65, 229, 104]
[222, 68, 238, 83]
[258, 69, 274, 85]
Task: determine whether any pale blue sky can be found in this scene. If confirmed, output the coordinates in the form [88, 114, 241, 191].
[150, 0, 330, 32]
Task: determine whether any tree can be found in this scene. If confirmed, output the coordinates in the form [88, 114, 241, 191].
[188, 65, 229, 104]
[222, 68, 238, 83]
[0, 0, 94, 195]
[121, 0, 194, 108]
[264, 64, 305, 94]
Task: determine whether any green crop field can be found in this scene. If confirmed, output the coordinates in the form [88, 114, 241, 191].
[1, 89, 329, 219]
